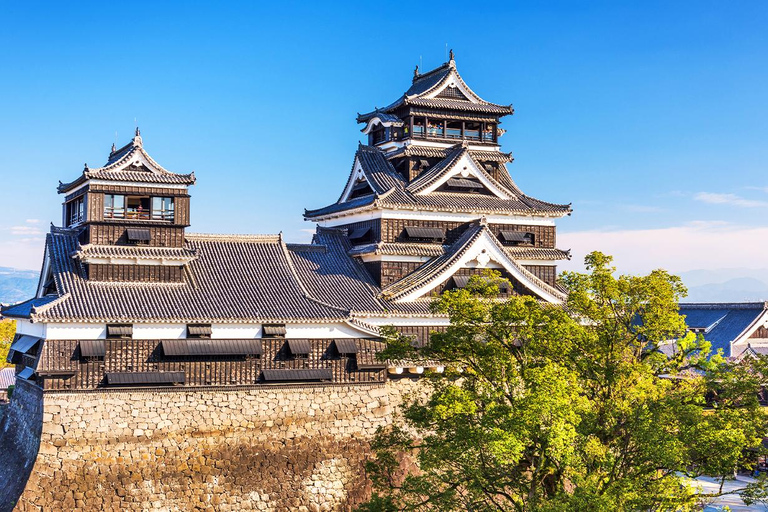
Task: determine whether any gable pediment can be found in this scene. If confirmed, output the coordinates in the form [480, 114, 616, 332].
[339, 157, 372, 203]
[381, 225, 567, 304]
[409, 150, 512, 199]
[422, 68, 483, 104]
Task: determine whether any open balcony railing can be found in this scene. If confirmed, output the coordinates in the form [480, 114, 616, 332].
[409, 126, 495, 143]
[104, 207, 173, 221]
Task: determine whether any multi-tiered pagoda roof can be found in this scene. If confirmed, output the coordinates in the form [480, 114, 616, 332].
[4, 54, 572, 390]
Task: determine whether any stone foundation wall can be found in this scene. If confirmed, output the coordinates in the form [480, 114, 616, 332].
[9, 379, 424, 512]
[0, 380, 43, 512]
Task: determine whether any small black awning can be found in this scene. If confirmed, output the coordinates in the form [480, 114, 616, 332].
[334, 339, 358, 355]
[106, 372, 185, 386]
[452, 275, 470, 288]
[404, 226, 445, 240]
[349, 227, 371, 240]
[17, 367, 35, 380]
[500, 231, 533, 243]
[162, 339, 263, 357]
[10, 335, 41, 355]
[262, 369, 333, 382]
[107, 324, 133, 337]
[446, 178, 485, 190]
[187, 324, 212, 336]
[287, 339, 312, 356]
[80, 340, 106, 358]
[126, 228, 151, 242]
[263, 325, 287, 336]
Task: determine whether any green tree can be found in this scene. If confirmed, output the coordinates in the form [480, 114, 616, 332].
[360, 252, 768, 511]
[0, 319, 16, 368]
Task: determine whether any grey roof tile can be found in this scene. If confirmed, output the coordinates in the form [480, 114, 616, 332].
[679, 302, 768, 357]
[12, 228, 348, 323]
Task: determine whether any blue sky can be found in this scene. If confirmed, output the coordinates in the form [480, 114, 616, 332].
[1, 1, 767, 274]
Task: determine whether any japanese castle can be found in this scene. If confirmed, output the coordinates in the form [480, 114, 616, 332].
[3, 53, 573, 389]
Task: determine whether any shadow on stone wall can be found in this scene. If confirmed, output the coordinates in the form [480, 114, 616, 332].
[29, 433, 374, 510]
[0, 380, 43, 512]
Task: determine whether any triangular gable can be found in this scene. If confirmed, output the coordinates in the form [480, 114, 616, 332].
[36, 242, 57, 297]
[382, 225, 566, 304]
[420, 65, 484, 104]
[338, 156, 374, 203]
[407, 147, 513, 199]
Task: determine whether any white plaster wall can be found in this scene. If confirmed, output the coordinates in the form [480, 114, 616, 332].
[132, 324, 186, 339]
[285, 323, 368, 339]
[359, 317, 451, 327]
[45, 323, 104, 340]
[211, 324, 261, 339]
[13, 319, 46, 338]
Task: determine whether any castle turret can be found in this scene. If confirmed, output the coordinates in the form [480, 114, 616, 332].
[306, 54, 571, 301]
[56, 129, 197, 282]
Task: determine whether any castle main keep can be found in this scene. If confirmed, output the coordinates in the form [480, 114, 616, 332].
[0, 54, 570, 511]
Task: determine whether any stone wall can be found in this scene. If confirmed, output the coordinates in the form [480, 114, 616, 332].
[0, 379, 43, 512]
[9, 379, 424, 512]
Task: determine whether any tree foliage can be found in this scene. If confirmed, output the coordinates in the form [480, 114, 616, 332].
[0, 319, 15, 368]
[360, 252, 768, 511]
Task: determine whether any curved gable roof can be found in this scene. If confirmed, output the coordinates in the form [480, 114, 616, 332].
[58, 130, 196, 193]
[357, 58, 513, 123]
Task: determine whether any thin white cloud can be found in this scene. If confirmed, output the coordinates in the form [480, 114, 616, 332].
[25, 219, 40, 224]
[9, 226, 43, 236]
[559, 222, 768, 275]
[621, 204, 665, 213]
[0, 237, 45, 270]
[694, 192, 768, 208]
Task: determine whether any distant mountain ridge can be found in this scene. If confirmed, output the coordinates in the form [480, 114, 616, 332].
[679, 268, 768, 303]
[0, 267, 38, 306]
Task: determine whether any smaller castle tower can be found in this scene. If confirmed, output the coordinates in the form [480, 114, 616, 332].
[56, 129, 197, 283]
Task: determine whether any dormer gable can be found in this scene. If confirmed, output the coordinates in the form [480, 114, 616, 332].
[57, 128, 196, 195]
[406, 145, 514, 199]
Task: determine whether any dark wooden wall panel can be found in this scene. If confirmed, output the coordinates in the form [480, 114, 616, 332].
[88, 264, 184, 283]
[37, 338, 386, 390]
[380, 219, 556, 248]
[88, 224, 186, 247]
[395, 326, 448, 347]
[523, 265, 557, 286]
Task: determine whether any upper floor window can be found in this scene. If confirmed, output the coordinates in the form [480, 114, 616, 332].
[152, 197, 175, 221]
[103, 194, 174, 222]
[104, 194, 125, 219]
[66, 196, 84, 226]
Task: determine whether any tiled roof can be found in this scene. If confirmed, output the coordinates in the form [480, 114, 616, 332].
[380, 189, 571, 216]
[0, 368, 16, 390]
[305, 145, 571, 219]
[348, 243, 569, 261]
[365, 113, 404, 126]
[3, 228, 349, 323]
[679, 302, 768, 357]
[405, 97, 512, 114]
[348, 242, 447, 258]
[355, 144, 407, 194]
[58, 132, 195, 193]
[286, 228, 388, 314]
[386, 145, 513, 163]
[504, 247, 571, 261]
[1, 296, 60, 318]
[74, 244, 199, 262]
[357, 60, 512, 123]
